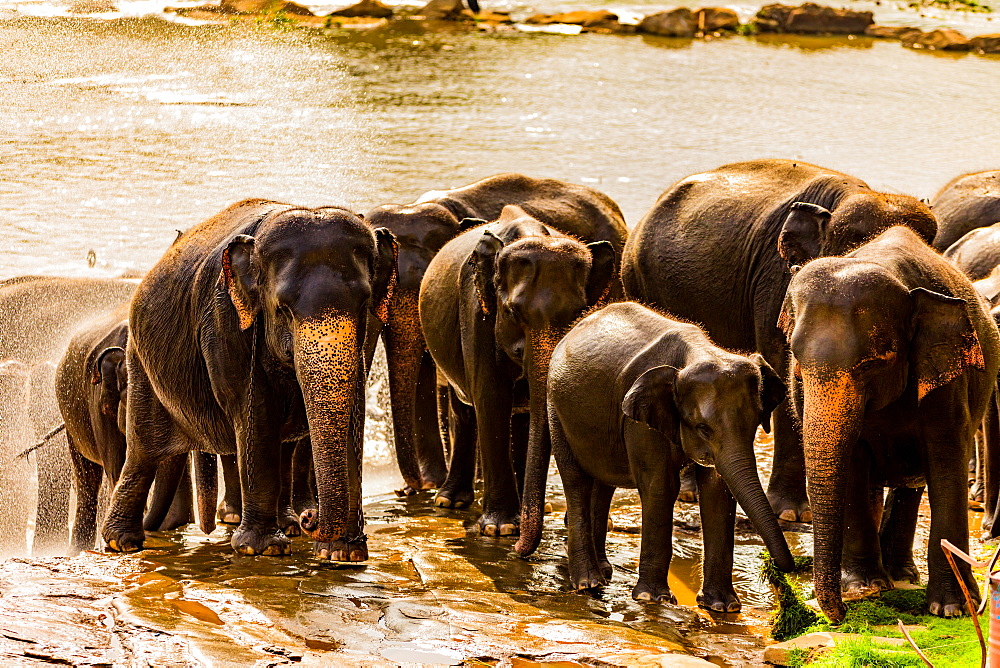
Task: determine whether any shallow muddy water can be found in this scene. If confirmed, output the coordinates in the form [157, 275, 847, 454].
[1, 2, 999, 664]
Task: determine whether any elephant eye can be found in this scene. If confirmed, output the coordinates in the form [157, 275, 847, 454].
[855, 358, 885, 374]
[696, 424, 712, 439]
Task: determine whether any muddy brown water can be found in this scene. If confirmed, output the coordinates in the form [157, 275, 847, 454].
[1, 2, 999, 664]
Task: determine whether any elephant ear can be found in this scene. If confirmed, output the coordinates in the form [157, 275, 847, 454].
[621, 365, 680, 438]
[750, 353, 786, 433]
[585, 241, 617, 306]
[910, 287, 986, 401]
[220, 234, 259, 331]
[91, 346, 126, 386]
[778, 202, 831, 267]
[459, 217, 488, 232]
[472, 230, 504, 315]
[371, 227, 398, 324]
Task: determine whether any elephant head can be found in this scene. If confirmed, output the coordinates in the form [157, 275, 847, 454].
[617, 355, 795, 573]
[92, 345, 127, 435]
[778, 193, 937, 267]
[221, 207, 397, 550]
[470, 211, 615, 555]
[780, 258, 984, 622]
[364, 202, 481, 491]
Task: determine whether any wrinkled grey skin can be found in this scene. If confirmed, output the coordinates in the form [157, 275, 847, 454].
[543, 302, 794, 610]
[944, 222, 1000, 281]
[0, 275, 137, 556]
[931, 170, 1000, 250]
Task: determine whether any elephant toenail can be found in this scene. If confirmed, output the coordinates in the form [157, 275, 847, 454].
[483, 525, 497, 537]
[435, 497, 451, 508]
[543, 503, 553, 513]
[350, 550, 365, 561]
[636, 592, 651, 601]
[108, 540, 118, 552]
[778, 509, 797, 522]
[318, 549, 329, 560]
[799, 510, 812, 522]
[499, 523, 515, 536]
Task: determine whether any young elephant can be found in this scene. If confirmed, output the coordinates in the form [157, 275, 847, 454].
[56, 309, 197, 552]
[366, 173, 627, 495]
[102, 199, 396, 560]
[542, 302, 794, 609]
[420, 205, 616, 536]
[781, 225, 1000, 622]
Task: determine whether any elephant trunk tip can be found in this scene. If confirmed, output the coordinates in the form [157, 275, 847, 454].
[513, 513, 542, 558]
[772, 544, 796, 573]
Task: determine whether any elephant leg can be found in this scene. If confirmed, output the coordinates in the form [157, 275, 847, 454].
[590, 480, 615, 582]
[695, 464, 739, 612]
[982, 393, 1000, 537]
[155, 453, 194, 531]
[193, 452, 218, 535]
[414, 353, 447, 489]
[291, 438, 315, 515]
[510, 411, 529, 499]
[103, 360, 170, 553]
[276, 439, 302, 537]
[32, 437, 72, 555]
[677, 463, 698, 503]
[552, 414, 603, 590]
[231, 406, 289, 557]
[633, 463, 679, 603]
[434, 388, 476, 509]
[925, 422, 980, 616]
[840, 454, 891, 595]
[472, 386, 519, 536]
[143, 452, 188, 531]
[218, 454, 242, 524]
[880, 486, 922, 584]
[69, 436, 102, 555]
[766, 401, 810, 522]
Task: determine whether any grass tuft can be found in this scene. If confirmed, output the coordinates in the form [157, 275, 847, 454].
[760, 551, 819, 641]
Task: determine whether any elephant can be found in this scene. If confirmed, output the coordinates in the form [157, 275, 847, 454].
[101, 198, 396, 561]
[931, 170, 1000, 251]
[55, 308, 198, 553]
[779, 225, 1000, 622]
[365, 173, 627, 496]
[419, 206, 616, 537]
[943, 221, 1000, 281]
[621, 159, 938, 523]
[533, 301, 794, 609]
[0, 275, 138, 556]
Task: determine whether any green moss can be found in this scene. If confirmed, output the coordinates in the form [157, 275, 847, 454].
[759, 551, 819, 640]
[929, 0, 992, 11]
[809, 635, 926, 667]
[736, 22, 758, 35]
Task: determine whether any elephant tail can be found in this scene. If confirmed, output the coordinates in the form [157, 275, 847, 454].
[17, 422, 66, 459]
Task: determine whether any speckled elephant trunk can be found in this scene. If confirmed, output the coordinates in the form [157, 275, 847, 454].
[515, 327, 564, 556]
[384, 289, 425, 493]
[295, 312, 363, 553]
[801, 371, 864, 624]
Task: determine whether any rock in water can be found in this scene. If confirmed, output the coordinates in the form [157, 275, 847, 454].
[638, 8, 696, 37]
[328, 0, 392, 17]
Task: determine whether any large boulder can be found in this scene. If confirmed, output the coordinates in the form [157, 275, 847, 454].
[638, 8, 697, 37]
[328, 0, 392, 17]
[970, 33, 1000, 53]
[865, 24, 922, 40]
[416, 0, 468, 20]
[221, 0, 314, 13]
[755, 3, 872, 34]
[524, 9, 618, 26]
[694, 7, 739, 32]
[903, 28, 970, 50]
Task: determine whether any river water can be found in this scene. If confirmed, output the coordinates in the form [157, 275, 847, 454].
[1, 3, 999, 665]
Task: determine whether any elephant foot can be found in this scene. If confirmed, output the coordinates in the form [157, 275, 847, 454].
[697, 584, 741, 613]
[632, 579, 676, 604]
[841, 561, 892, 596]
[217, 501, 241, 525]
[477, 510, 519, 537]
[315, 537, 368, 562]
[970, 479, 985, 504]
[103, 526, 146, 553]
[420, 465, 448, 491]
[434, 486, 475, 509]
[927, 573, 980, 618]
[569, 559, 608, 591]
[394, 485, 419, 498]
[231, 524, 291, 556]
[598, 559, 613, 581]
[766, 487, 812, 523]
[678, 466, 698, 503]
[277, 507, 301, 537]
[885, 559, 919, 585]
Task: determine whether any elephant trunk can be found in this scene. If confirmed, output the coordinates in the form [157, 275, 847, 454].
[194, 452, 218, 535]
[514, 327, 562, 557]
[295, 312, 361, 544]
[384, 290, 424, 491]
[715, 447, 794, 572]
[800, 372, 864, 624]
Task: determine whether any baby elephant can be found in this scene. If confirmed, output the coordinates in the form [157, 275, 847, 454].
[546, 302, 794, 610]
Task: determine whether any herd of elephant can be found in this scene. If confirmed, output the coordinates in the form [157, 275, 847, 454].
[3, 161, 1000, 627]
